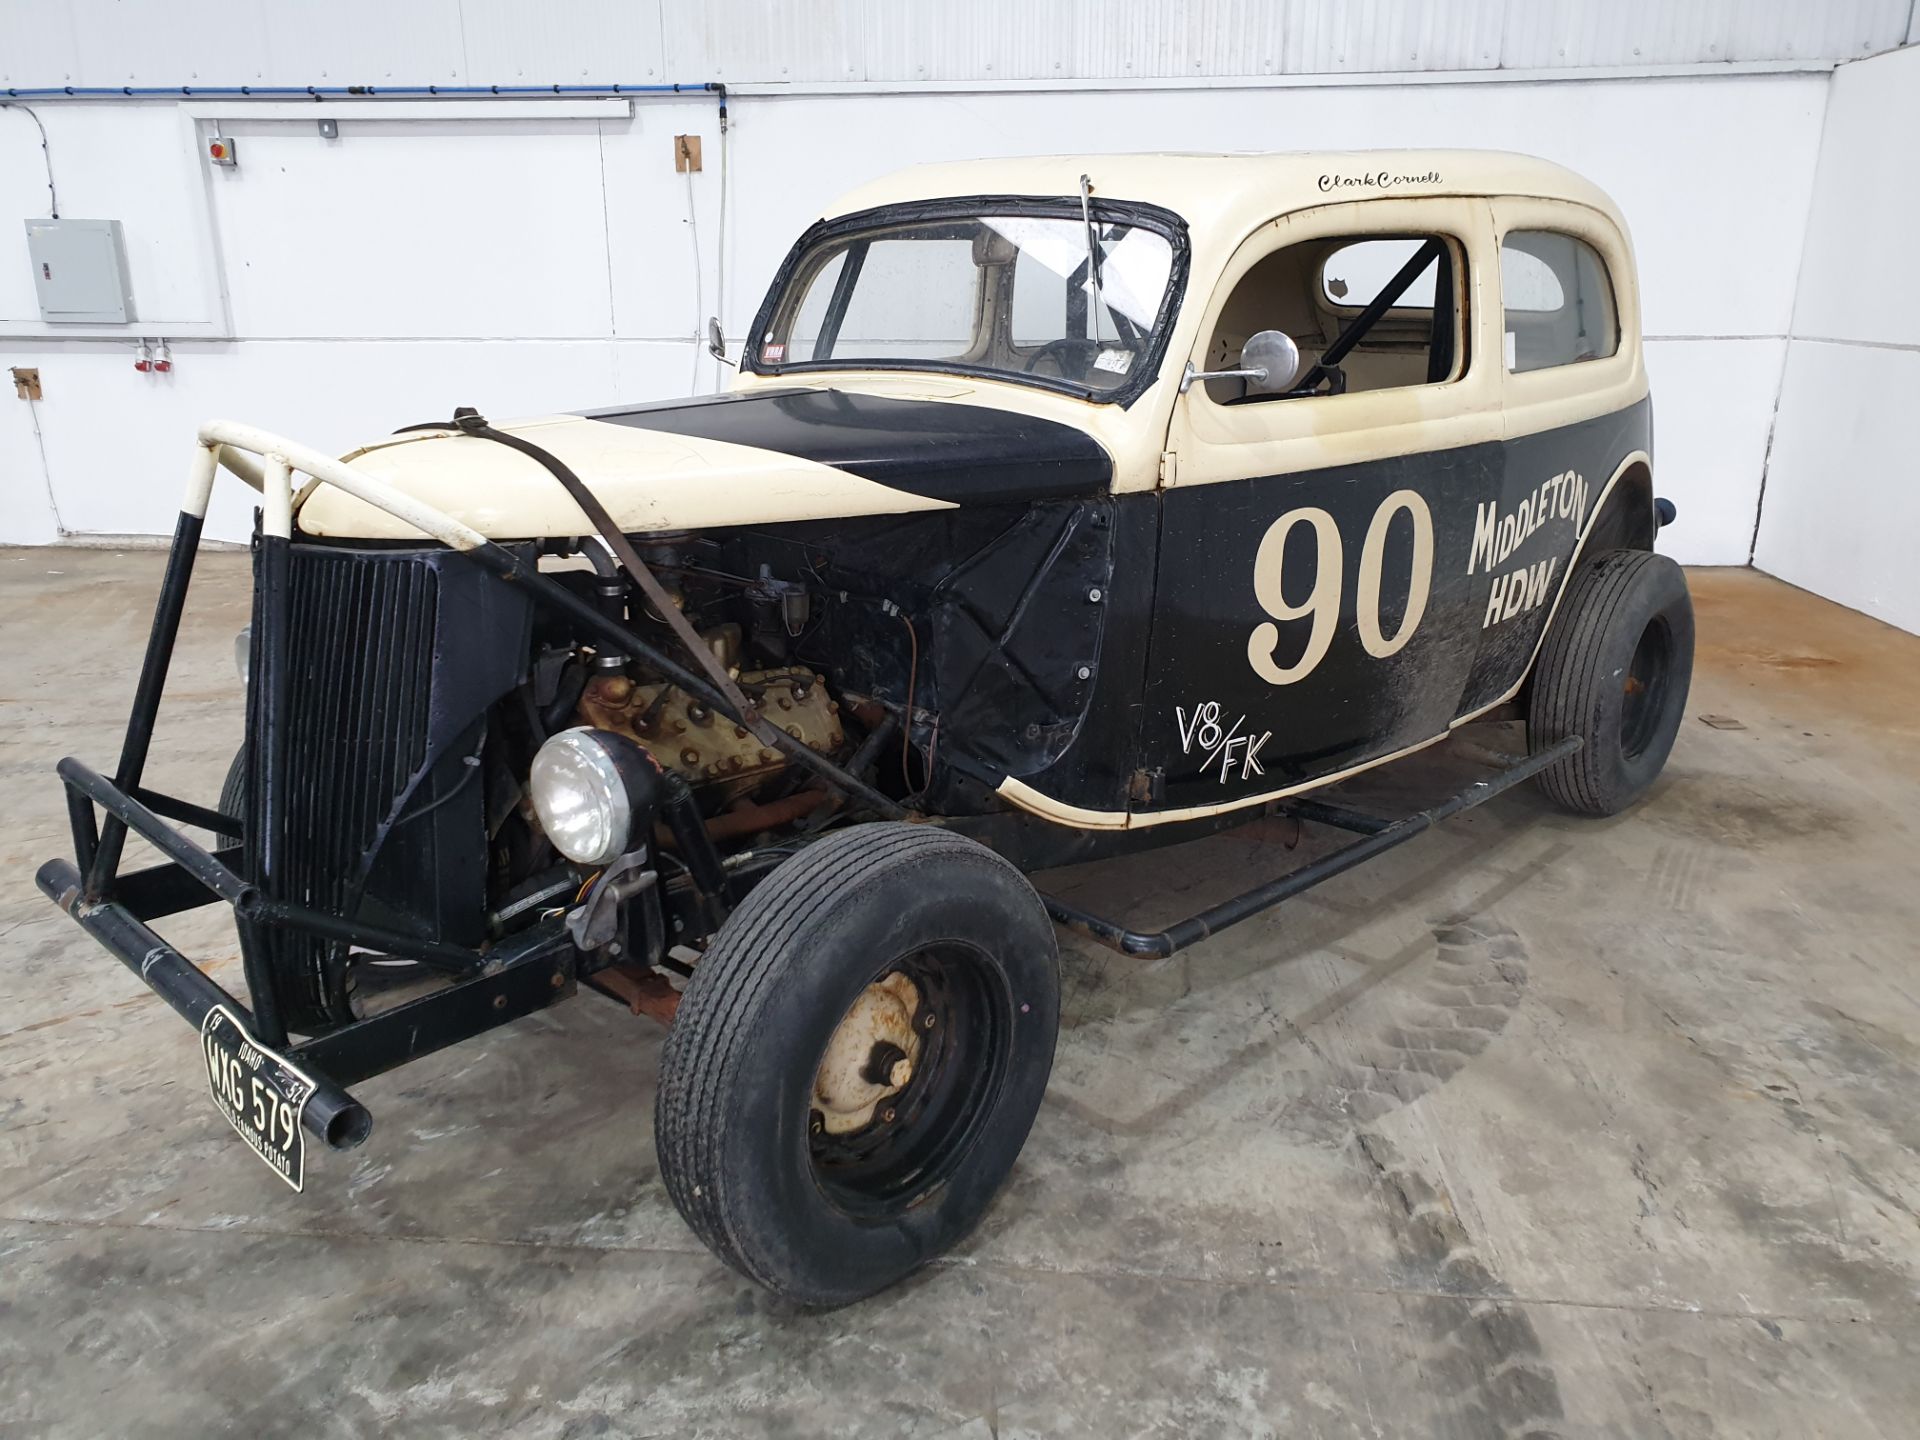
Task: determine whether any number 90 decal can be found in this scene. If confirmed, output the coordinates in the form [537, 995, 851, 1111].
[1248, 489, 1434, 685]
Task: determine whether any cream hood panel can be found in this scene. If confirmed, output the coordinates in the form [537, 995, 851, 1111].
[296, 414, 957, 541]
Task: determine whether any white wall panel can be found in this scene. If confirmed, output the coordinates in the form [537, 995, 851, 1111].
[65, 0, 269, 87]
[208, 118, 613, 339]
[8, 339, 696, 542]
[1641, 338, 1784, 566]
[1498, 0, 1908, 69]
[1722, 0, 1909, 63]
[0, 105, 217, 328]
[459, 0, 669, 85]
[1756, 43, 1920, 633]
[0, 403, 62, 545]
[0, 4, 80, 88]
[255, 0, 469, 88]
[1501, 0, 1729, 69]
[598, 101, 731, 344]
[663, 0, 869, 83]
[1782, 44, 1920, 347]
[1756, 341, 1920, 634]
[1285, 0, 1506, 73]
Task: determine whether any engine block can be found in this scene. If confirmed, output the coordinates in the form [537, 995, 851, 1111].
[578, 666, 845, 793]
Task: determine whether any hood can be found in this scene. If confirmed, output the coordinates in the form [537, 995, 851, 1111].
[296, 389, 1113, 542]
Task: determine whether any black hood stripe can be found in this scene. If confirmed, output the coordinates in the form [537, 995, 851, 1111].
[583, 389, 1111, 506]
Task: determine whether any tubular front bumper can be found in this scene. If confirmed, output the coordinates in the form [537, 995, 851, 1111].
[39, 757, 576, 1154]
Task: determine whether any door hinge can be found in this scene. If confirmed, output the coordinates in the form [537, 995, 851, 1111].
[1158, 450, 1178, 485]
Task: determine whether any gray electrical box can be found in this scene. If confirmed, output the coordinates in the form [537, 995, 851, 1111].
[25, 218, 136, 324]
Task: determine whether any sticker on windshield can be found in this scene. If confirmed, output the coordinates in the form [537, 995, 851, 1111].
[1093, 348, 1134, 375]
[761, 342, 787, 363]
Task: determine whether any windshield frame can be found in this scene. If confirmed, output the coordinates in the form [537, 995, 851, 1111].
[743, 194, 1191, 409]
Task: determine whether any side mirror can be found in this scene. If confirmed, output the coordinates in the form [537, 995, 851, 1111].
[1179, 329, 1303, 395]
[706, 317, 735, 368]
[1240, 330, 1302, 395]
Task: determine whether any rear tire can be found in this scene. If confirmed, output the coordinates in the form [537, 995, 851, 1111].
[1528, 549, 1693, 815]
[654, 822, 1060, 1306]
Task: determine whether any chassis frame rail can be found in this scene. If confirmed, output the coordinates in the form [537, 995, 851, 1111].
[1039, 736, 1581, 958]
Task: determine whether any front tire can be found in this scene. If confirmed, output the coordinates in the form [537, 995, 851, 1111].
[654, 822, 1060, 1306]
[216, 747, 247, 849]
[1528, 549, 1693, 815]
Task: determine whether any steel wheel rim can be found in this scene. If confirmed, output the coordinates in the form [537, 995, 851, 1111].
[807, 942, 1013, 1217]
[1620, 615, 1673, 762]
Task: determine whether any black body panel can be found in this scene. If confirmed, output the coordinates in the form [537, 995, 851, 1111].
[1459, 399, 1652, 711]
[586, 389, 1113, 506]
[1141, 443, 1498, 806]
[1122, 397, 1652, 817]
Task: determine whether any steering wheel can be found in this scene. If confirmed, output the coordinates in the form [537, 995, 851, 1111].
[1022, 337, 1105, 382]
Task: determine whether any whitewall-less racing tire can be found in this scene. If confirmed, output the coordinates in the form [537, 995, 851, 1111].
[654, 822, 1060, 1306]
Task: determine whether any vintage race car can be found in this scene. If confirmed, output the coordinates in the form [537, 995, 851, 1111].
[39, 149, 1691, 1305]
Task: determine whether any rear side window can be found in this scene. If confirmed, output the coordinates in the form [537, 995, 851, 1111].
[1321, 238, 1439, 309]
[1500, 231, 1617, 373]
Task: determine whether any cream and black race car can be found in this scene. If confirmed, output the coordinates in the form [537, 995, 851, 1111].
[40, 150, 1689, 1304]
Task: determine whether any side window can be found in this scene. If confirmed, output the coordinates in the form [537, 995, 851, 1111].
[1201, 232, 1464, 404]
[1321, 238, 1439, 309]
[1500, 231, 1617, 373]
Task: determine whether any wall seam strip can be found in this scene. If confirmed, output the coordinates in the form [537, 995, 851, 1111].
[596, 120, 617, 340]
[1751, 52, 1847, 567]
[1789, 335, 1920, 354]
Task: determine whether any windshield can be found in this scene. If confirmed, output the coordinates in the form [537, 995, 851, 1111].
[750, 203, 1182, 400]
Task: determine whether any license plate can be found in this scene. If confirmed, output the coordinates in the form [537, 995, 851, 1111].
[200, 1004, 317, 1191]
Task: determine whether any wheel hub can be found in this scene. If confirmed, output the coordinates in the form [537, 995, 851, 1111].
[813, 972, 922, 1135]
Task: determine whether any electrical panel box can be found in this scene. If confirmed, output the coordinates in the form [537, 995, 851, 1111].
[25, 218, 136, 324]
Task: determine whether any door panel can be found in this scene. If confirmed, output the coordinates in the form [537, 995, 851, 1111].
[1457, 398, 1651, 714]
[1139, 197, 1504, 817]
[1141, 443, 1499, 814]
[1134, 401, 1649, 820]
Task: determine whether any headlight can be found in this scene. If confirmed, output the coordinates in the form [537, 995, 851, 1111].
[529, 727, 657, 867]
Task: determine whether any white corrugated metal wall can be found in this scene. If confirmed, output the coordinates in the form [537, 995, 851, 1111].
[3, 0, 1913, 86]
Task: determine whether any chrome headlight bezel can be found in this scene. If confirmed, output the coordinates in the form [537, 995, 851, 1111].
[529, 727, 647, 867]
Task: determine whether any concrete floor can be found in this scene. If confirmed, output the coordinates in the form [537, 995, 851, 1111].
[2, 550, 1918, 1438]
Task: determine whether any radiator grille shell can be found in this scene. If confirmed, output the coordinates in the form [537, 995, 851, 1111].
[244, 541, 531, 1034]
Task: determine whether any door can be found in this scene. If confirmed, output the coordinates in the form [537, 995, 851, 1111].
[1137, 197, 1505, 821]
[1453, 197, 1651, 716]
